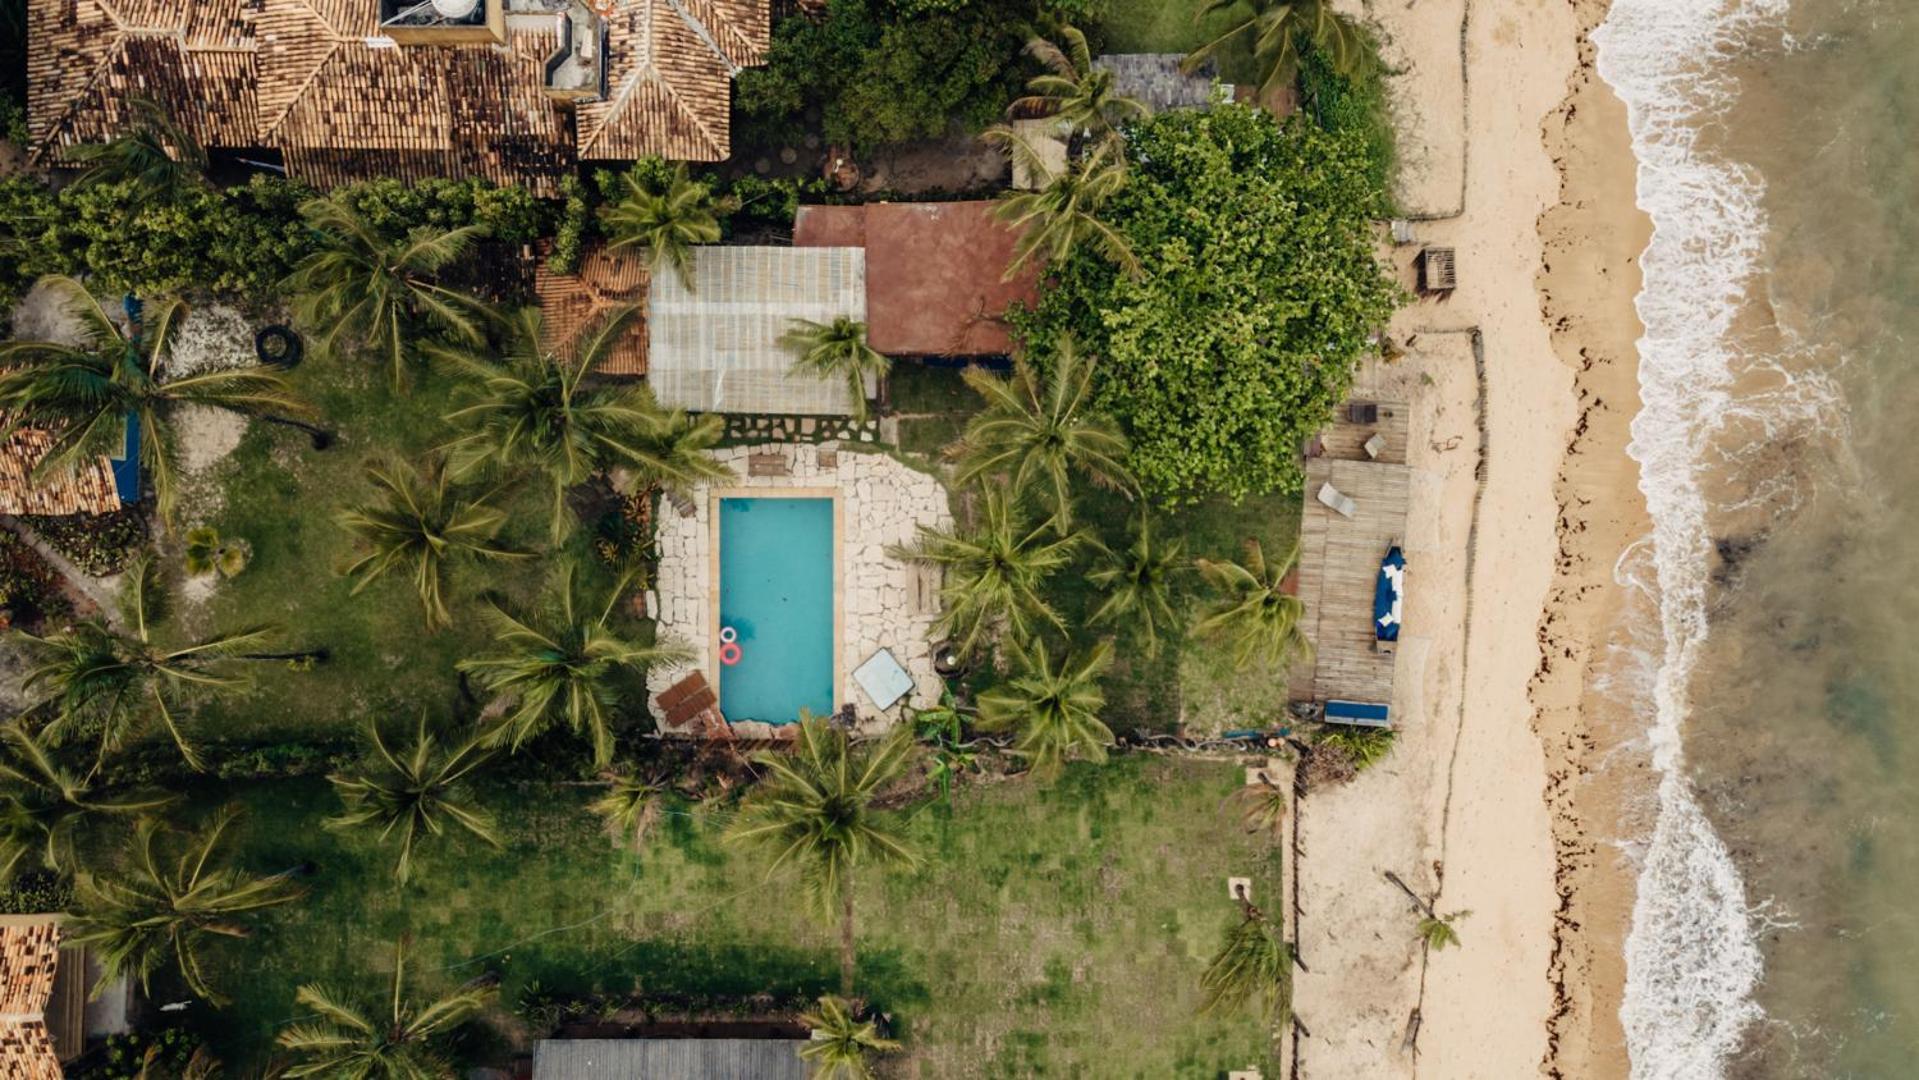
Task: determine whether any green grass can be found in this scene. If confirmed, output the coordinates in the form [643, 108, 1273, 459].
[167, 358, 621, 745]
[1097, 0, 1259, 86]
[187, 755, 1280, 1076]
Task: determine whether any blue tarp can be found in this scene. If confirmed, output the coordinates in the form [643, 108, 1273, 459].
[1325, 699, 1391, 728]
[1374, 545, 1406, 642]
[110, 412, 141, 504]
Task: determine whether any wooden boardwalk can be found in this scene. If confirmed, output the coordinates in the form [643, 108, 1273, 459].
[1290, 403, 1412, 708]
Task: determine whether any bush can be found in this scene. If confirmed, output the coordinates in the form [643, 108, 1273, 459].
[20, 509, 149, 577]
[73, 1027, 200, 1080]
[0, 870, 73, 915]
[1013, 105, 1402, 504]
[549, 174, 593, 275]
[734, 0, 1028, 150]
[331, 175, 547, 245]
[1298, 34, 1397, 209]
[0, 528, 70, 627]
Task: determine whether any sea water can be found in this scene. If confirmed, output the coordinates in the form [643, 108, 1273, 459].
[1597, 0, 1919, 1075]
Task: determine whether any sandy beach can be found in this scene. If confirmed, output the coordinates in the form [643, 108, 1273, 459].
[1292, 0, 1651, 1076]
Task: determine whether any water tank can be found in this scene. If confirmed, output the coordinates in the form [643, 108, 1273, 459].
[431, 0, 480, 18]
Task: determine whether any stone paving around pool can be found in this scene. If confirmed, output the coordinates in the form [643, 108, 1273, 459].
[647, 443, 954, 737]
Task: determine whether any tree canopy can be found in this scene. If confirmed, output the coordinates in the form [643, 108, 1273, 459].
[1013, 104, 1400, 505]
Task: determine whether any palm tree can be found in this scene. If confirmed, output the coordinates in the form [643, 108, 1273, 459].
[1199, 886, 1292, 1026]
[277, 941, 495, 1079]
[283, 195, 489, 387]
[0, 723, 172, 883]
[460, 563, 688, 767]
[976, 637, 1113, 780]
[64, 96, 207, 194]
[890, 487, 1080, 656]
[948, 339, 1135, 531]
[779, 317, 890, 422]
[1227, 771, 1287, 841]
[1011, 24, 1149, 140]
[1194, 538, 1312, 672]
[183, 526, 249, 579]
[1419, 910, 1469, 951]
[430, 305, 732, 541]
[326, 714, 500, 885]
[601, 164, 722, 290]
[15, 557, 278, 771]
[798, 994, 901, 1080]
[725, 716, 920, 996]
[67, 809, 305, 1004]
[1182, 0, 1373, 101]
[0, 277, 304, 521]
[987, 130, 1139, 280]
[589, 772, 665, 851]
[1086, 512, 1185, 658]
[336, 457, 529, 631]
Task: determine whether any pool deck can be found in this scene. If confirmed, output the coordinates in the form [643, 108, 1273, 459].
[647, 443, 954, 737]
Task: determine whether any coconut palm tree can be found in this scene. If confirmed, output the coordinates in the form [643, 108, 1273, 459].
[588, 772, 665, 852]
[890, 487, 1080, 657]
[725, 715, 919, 996]
[976, 637, 1113, 780]
[0, 723, 173, 884]
[460, 563, 688, 767]
[1086, 512, 1185, 658]
[67, 808, 305, 1004]
[430, 304, 732, 541]
[1227, 771, 1287, 841]
[948, 339, 1135, 531]
[1199, 886, 1292, 1026]
[64, 96, 207, 194]
[1181, 0, 1372, 100]
[336, 457, 529, 631]
[601, 164, 722, 290]
[325, 714, 500, 886]
[0, 277, 304, 521]
[277, 941, 495, 1079]
[1194, 538, 1311, 672]
[1011, 24, 1149, 141]
[986, 129, 1138, 280]
[14, 557, 279, 771]
[283, 195, 489, 387]
[779, 317, 890, 422]
[798, 994, 901, 1080]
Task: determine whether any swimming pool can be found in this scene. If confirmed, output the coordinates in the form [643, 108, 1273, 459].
[714, 495, 837, 723]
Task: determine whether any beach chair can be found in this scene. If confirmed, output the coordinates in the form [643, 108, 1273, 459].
[1317, 483, 1358, 519]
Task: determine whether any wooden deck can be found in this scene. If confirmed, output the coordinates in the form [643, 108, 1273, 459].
[1290, 402, 1412, 710]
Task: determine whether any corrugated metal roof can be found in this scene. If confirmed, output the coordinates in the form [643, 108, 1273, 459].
[647, 246, 867, 416]
[532, 1039, 810, 1080]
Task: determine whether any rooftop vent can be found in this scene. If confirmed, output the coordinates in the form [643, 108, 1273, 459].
[379, 0, 504, 43]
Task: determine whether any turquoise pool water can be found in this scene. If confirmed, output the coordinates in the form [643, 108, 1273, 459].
[717, 497, 835, 723]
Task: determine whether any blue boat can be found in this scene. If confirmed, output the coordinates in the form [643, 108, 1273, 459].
[1374, 545, 1406, 642]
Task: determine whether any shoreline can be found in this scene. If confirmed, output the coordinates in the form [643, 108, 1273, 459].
[1531, 0, 1656, 1074]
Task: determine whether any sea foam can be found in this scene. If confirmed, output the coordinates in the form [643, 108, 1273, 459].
[1592, 0, 1786, 1076]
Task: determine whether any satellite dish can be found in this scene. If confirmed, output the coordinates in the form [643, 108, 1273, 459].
[431, 0, 480, 18]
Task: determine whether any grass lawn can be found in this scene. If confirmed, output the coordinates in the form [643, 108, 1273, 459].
[889, 362, 1304, 737]
[168, 359, 624, 745]
[189, 754, 1281, 1076]
[1097, 0, 1260, 86]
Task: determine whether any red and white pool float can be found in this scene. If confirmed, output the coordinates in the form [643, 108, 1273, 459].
[718, 626, 742, 665]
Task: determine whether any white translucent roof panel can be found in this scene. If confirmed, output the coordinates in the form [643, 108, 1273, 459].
[647, 246, 867, 416]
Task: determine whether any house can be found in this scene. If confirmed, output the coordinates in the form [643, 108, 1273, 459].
[0, 422, 129, 517]
[532, 1037, 810, 1079]
[532, 242, 651, 376]
[0, 917, 99, 1077]
[791, 201, 1040, 358]
[25, 0, 770, 195]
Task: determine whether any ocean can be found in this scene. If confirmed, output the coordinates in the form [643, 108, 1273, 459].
[1596, 0, 1919, 1075]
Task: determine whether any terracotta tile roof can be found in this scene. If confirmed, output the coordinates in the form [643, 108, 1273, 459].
[0, 922, 62, 1080]
[533, 243, 650, 376]
[28, 0, 768, 191]
[0, 423, 123, 516]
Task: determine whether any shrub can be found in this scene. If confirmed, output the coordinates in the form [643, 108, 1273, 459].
[19, 509, 149, 577]
[331, 175, 546, 245]
[1317, 727, 1394, 771]
[73, 1027, 199, 1080]
[0, 871, 73, 916]
[549, 173, 593, 275]
[0, 528, 70, 627]
[1298, 33, 1397, 209]
[1012, 105, 1402, 504]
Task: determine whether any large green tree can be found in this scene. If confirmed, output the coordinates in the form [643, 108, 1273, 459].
[0, 277, 303, 521]
[335, 457, 528, 631]
[63, 97, 207, 196]
[1085, 512, 1185, 658]
[1195, 538, 1311, 672]
[779, 316, 889, 422]
[890, 487, 1080, 656]
[1199, 886, 1292, 1026]
[1182, 0, 1373, 100]
[1013, 105, 1400, 503]
[725, 716, 919, 995]
[325, 715, 500, 885]
[1011, 24, 1148, 140]
[0, 723, 171, 883]
[600, 164, 721, 290]
[976, 637, 1114, 780]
